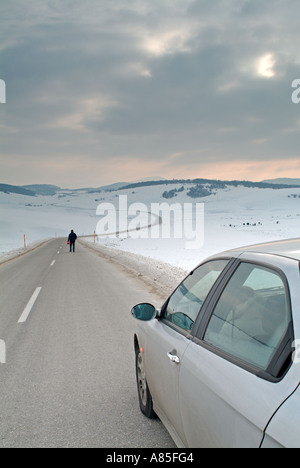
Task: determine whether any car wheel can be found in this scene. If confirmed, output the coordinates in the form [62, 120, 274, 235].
[135, 347, 157, 419]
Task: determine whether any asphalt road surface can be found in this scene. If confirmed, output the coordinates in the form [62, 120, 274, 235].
[0, 239, 175, 448]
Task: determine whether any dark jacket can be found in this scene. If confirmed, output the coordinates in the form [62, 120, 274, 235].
[68, 231, 77, 243]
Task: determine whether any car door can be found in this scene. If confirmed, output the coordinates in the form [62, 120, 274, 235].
[143, 259, 230, 447]
[178, 260, 295, 447]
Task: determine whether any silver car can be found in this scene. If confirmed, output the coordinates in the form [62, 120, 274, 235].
[131, 239, 300, 448]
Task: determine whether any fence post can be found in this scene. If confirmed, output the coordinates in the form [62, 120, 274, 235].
[24, 234, 26, 249]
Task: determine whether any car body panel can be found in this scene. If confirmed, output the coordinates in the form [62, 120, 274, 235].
[138, 319, 191, 447]
[178, 342, 300, 448]
[229, 238, 300, 261]
[261, 383, 300, 448]
[133, 239, 300, 448]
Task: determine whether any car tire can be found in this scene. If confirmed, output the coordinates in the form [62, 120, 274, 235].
[135, 347, 157, 419]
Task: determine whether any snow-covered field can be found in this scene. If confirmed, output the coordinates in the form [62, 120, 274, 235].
[1, 182, 300, 272]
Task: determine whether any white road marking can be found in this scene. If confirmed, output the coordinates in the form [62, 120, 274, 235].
[18, 287, 42, 324]
[50, 260, 56, 266]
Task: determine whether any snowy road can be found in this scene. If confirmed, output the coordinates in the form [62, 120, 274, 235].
[0, 239, 175, 448]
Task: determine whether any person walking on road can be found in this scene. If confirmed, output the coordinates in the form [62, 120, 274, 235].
[68, 229, 77, 252]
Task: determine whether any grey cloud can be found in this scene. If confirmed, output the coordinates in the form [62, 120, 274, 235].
[1, 0, 300, 186]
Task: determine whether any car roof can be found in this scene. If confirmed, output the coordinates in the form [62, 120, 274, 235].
[222, 238, 300, 261]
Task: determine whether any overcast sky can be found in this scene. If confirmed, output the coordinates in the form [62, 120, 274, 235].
[0, 0, 300, 188]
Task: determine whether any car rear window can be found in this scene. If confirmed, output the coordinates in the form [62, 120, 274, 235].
[204, 262, 290, 371]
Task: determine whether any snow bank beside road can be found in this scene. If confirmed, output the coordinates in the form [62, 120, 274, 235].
[0, 239, 51, 265]
[80, 238, 188, 300]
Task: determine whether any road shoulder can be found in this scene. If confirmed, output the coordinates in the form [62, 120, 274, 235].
[0, 239, 53, 266]
[79, 238, 187, 301]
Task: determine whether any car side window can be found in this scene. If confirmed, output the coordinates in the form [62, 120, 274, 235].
[163, 260, 229, 331]
[204, 262, 290, 371]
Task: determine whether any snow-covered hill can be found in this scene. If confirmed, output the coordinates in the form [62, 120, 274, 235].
[1, 181, 300, 270]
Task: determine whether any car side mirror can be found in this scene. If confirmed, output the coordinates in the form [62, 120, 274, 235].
[131, 303, 157, 321]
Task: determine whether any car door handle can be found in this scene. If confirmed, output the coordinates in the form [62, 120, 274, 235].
[167, 352, 180, 364]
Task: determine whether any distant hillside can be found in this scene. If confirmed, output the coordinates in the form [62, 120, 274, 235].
[22, 184, 61, 195]
[0, 184, 35, 196]
[118, 178, 300, 191]
[2, 178, 300, 197]
[87, 182, 129, 193]
[262, 178, 300, 186]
